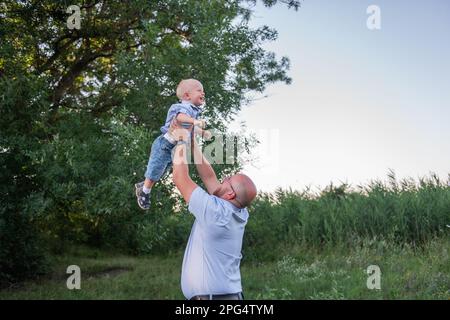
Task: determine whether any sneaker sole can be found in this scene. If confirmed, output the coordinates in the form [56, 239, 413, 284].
[136, 193, 150, 210]
[135, 182, 144, 189]
[135, 184, 150, 210]
[135, 182, 144, 197]
[137, 202, 150, 210]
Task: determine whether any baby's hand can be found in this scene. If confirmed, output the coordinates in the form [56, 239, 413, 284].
[194, 119, 206, 129]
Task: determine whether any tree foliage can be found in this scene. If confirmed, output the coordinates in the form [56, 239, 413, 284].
[0, 0, 298, 284]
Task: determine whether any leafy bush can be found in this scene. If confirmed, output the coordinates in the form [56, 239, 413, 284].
[0, 75, 50, 286]
[245, 172, 450, 257]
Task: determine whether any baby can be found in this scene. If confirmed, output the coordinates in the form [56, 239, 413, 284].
[135, 79, 211, 210]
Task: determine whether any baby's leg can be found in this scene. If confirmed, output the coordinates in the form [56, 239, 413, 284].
[144, 178, 155, 189]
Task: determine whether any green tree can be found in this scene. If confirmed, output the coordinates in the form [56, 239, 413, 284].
[0, 0, 299, 284]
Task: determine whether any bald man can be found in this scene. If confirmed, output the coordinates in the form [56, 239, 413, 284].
[171, 126, 257, 300]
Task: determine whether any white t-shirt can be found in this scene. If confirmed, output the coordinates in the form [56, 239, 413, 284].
[181, 186, 249, 299]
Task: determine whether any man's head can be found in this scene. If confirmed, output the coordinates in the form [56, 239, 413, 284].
[176, 79, 205, 106]
[213, 173, 257, 208]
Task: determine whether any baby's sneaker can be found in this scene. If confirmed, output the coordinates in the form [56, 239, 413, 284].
[135, 181, 150, 210]
[135, 181, 144, 196]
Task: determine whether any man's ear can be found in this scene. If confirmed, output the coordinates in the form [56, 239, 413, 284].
[225, 190, 236, 200]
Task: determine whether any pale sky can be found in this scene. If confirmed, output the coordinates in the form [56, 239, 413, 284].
[231, 0, 450, 192]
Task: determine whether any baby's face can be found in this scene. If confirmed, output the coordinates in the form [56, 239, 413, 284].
[186, 84, 205, 106]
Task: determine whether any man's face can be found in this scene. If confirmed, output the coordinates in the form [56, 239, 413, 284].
[213, 174, 256, 208]
[213, 176, 236, 198]
[186, 84, 205, 106]
[213, 175, 246, 208]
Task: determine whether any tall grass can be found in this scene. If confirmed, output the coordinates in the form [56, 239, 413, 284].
[1, 238, 448, 299]
[1, 172, 448, 298]
[245, 172, 449, 257]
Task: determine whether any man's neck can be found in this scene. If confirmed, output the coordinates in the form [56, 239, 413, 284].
[226, 199, 243, 209]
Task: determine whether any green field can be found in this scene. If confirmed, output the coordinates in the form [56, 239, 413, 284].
[1, 238, 448, 300]
[1, 174, 449, 300]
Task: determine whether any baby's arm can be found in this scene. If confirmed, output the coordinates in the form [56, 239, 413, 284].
[194, 126, 212, 140]
[176, 113, 205, 128]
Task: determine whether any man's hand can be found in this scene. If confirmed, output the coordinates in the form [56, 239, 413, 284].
[172, 129, 198, 203]
[172, 127, 190, 142]
[193, 119, 206, 129]
[192, 137, 220, 195]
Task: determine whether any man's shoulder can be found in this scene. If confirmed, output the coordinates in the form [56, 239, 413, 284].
[189, 187, 223, 212]
[190, 187, 242, 215]
[189, 186, 211, 203]
[189, 187, 236, 225]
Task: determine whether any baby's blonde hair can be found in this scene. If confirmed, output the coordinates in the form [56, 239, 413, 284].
[176, 79, 202, 100]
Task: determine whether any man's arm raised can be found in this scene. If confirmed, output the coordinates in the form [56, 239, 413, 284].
[192, 137, 220, 195]
[172, 129, 198, 203]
